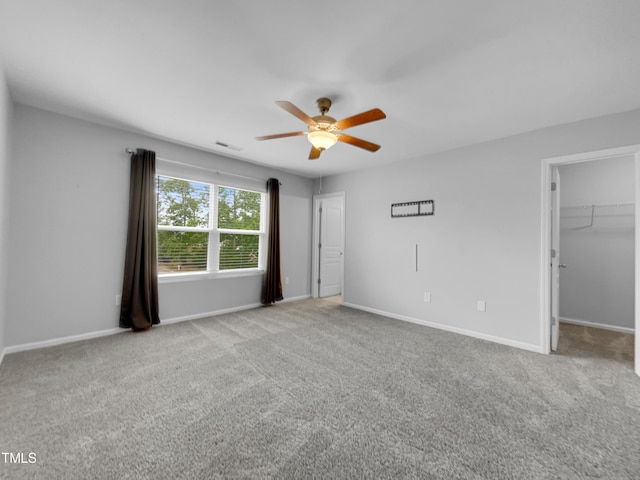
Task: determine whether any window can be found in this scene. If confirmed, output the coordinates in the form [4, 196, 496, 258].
[156, 175, 265, 276]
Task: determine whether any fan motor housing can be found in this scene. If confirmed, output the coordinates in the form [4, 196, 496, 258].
[310, 115, 338, 132]
[316, 97, 332, 115]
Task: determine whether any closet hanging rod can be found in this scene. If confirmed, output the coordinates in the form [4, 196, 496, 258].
[124, 148, 281, 185]
[561, 202, 634, 209]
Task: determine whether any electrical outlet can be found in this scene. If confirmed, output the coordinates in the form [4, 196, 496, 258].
[116, 294, 122, 306]
[423, 292, 431, 303]
[477, 300, 486, 312]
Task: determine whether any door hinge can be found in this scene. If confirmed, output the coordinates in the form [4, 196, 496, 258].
[318, 243, 322, 249]
[551, 182, 557, 191]
[551, 317, 557, 326]
[317, 278, 321, 284]
[551, 249, 556, 258]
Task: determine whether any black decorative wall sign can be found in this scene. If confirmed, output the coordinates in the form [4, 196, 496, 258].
[391, 200, 434, 218]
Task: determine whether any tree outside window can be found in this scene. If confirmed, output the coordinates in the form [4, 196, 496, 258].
[156, 176, 264, 274]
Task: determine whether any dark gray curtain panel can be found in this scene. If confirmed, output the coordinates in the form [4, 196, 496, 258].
[262, 178, 283, 305]
[120, 149, 160, 330]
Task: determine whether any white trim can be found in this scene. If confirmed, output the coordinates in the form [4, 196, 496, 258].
[160, 303, 263, 325]
[156, 295, 311, 326]
[159, 268, 264, 284]
[3, 327, 124, 355]
[636, 152, 640, 376]
[540, 144, 640, 377]
[343, 302, 543, 354]
[540, 161, 551, 354]
[280, 294, 312, 304]
[541, 145, 640, 165]
[156, 175, 267, 276]
[160, 294, 312, 325]
[559, 317, 635, 334]
[1, 295, 313, 357]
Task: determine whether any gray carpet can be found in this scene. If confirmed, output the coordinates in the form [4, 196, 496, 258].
[1, 299, 639, 479]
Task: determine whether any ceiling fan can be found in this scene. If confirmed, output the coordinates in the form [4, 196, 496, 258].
[256, 98, 386, 160]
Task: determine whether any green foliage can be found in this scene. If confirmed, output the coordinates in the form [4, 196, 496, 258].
[218, 187, 261, 270]
[218, 187, 261, 230]
[219, 233, 259, 270]
[158, 231, 208, 273]
[156, 177, 263, 272]
[157, 176, 209, 227]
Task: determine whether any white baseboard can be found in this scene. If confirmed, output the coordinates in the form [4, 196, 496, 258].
[3, 327, 124, 356]
[2, 294, 314, 359]
[161, 294, 311, 325]
[282, 294, 312, 304]
[161, 303, 263, 325]
[560, 317, 635, 334]
[342, 302, 544, 354]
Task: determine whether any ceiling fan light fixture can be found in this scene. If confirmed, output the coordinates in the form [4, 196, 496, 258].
[257, 98, 385, 158]
[307, 130, 337, 151]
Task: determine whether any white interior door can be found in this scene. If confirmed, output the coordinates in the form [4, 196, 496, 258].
[319, 196, 344, 297]
[551, 167, 561, 351]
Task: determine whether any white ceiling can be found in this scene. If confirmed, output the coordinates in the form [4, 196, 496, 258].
[1, 1, 640, 178]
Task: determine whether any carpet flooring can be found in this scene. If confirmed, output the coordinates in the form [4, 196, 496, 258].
[1, 299, 639, 479]
[556, 321, 634, 366]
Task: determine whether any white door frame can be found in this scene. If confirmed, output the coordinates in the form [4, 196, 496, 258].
[540, 144, 640, 377]
[312, 192, 345, 298]
[550, 166, 560, 351]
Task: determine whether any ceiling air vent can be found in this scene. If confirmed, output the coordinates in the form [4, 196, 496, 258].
[215, 141, 243, 152]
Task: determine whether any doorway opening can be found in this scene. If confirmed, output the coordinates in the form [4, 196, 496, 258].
[312, 192, 345, 300]
[555, 158, 635, 366]
[541, 145, 640, 377]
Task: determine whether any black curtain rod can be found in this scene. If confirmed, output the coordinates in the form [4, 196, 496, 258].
[124, 148, 281, 185]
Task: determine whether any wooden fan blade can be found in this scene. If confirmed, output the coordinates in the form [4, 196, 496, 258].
[335, 108, 386, 130]
[255, 131, 306, 141]
[275, 101, 317, 126]
[337, 134, 381, 152]
[309, 146, 322, 160]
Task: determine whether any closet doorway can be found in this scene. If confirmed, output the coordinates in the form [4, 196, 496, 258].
[556, 157, 635, 363]
[542, 145, 640, 377]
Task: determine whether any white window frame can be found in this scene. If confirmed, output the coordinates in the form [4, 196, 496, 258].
[156, 174, 267, 282]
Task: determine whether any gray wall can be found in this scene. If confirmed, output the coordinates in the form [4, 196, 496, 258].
[559, 157, 635, 330]
[316, 108, 640, 351]
[6, 104, 314, 347]
[0, 62, 12, 358]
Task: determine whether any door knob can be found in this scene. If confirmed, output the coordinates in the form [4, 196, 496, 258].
[559, 264, 567, 268]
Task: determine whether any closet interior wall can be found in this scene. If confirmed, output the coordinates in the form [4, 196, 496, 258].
[558, 156, 635, 332]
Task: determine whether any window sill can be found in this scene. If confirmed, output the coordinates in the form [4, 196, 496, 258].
[158, 269, 264, 284]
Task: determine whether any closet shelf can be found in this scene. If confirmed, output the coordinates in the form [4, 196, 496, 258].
[561, 202, 634, 210]
[560, 203, 635, 229]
